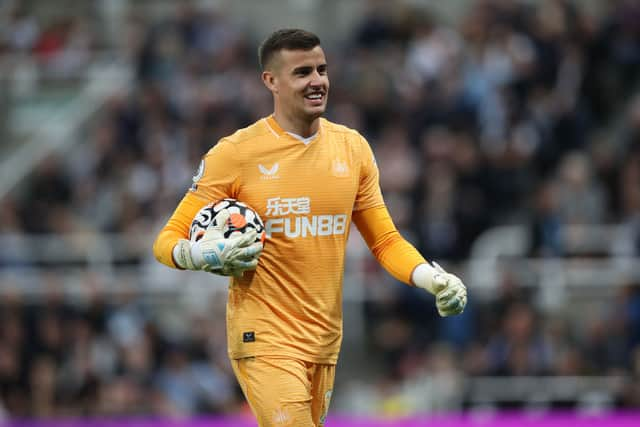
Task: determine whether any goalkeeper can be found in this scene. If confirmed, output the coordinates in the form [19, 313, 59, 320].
[153, 28, 466, 427]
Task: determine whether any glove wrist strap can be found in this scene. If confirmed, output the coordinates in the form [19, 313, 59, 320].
[189, 241, 206, 269]
[173, 240, 191, 269]
[411, 263, 439, 294]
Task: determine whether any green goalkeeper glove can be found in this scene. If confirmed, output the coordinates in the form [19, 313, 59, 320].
[412, 262, 467, 316]
[173, 210, 263, 275]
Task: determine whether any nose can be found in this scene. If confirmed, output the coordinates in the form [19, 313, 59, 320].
[310, 70, 326, 87]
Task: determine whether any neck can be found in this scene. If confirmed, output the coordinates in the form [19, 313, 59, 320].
[273, 110, 320, 138]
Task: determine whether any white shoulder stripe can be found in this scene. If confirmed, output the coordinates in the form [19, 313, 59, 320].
[263, 118, 280, 138]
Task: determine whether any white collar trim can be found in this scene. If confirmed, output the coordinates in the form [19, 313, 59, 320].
[286, 131, 318, 145]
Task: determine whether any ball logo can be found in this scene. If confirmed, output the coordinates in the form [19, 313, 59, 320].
[227, 213, 248, 231]
[189, 199, 265, 243]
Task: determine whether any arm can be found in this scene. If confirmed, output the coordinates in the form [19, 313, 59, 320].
[351, 205, 426, 285]
[352, 205, 467, 316]
[152, 192, 207, 269]
[153, 139, 262, 274]
[352, 132, 466, 316]
[153, 191, 262, 274]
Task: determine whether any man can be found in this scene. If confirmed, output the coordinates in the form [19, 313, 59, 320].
[153, 29, 466, 426]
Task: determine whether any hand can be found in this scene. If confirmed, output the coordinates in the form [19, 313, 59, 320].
[202, 246, 261, 277]
[207, 264, 252, 278]
[431, 262, 467, 316]
[413, 262, 467, 317]
[173, 210, 263, 274]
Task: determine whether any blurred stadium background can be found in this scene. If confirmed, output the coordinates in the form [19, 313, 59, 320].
[1, 0, 640, 424]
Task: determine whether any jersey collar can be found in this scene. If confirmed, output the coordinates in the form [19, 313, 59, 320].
[264, 115, 322, 142]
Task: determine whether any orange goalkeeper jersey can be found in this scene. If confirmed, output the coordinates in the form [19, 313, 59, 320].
[154, 116, 425, 364]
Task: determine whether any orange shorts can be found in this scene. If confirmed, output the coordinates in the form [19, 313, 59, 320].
[231, 356, 335, 427]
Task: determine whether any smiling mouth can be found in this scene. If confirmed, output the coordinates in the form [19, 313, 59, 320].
[304, 92, 325, 101]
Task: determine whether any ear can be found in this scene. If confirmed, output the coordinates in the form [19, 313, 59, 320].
[262, 71, 278, 94]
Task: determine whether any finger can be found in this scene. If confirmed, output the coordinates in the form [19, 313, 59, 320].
[440, 298, 466, 314]
[235, 243, 263, 260]
[220, 266, 240, 276]
[451, 284, 467, 300]
[227, 241, 262, 261]
[460, 294, 468, 309]
[202, 226, 224, 241]
[439, 308, 458, 317]
[215, 268, 233, 276]
[228, 258, 259, 270]
[431, 261, 446, 274]
[441, 304, 465, 316]
[437, 298, 459, 315]
[442, 297, 462, 311]
[245, 242, 263, 257]
[432, 273, 448, 293]
[437, 288, 456, 303]
[211, 209, 231, 232]
[449, 277, 463, 288]
[233, 229, 258, 247]
[439, 298, 465, 316]
[437, 304, 450, 317]
[202, 264, 223, 274]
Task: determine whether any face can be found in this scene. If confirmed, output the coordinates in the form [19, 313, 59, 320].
[263, 46, 330, 123]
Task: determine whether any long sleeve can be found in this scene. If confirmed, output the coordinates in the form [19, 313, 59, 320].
[152, 192, 209, 268]
[154, 136, 240, 269]
[352, 205, 426, 285]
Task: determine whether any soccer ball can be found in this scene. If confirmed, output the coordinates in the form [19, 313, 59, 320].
[189, 198, 266, 244]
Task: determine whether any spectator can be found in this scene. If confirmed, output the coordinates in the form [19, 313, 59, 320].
[3, 0, 640, 417]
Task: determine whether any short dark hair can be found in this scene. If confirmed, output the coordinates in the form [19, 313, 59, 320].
[258, 29, 321, 70]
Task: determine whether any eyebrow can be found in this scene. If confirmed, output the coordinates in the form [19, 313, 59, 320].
[291, 64, 327, 74]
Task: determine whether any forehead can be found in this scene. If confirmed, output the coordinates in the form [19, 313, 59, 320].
[276, 46, 326, 70]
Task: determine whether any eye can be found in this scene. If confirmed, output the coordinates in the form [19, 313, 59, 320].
[294, 67, 312, 76]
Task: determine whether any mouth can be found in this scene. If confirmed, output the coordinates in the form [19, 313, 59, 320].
[304, 92, 326, 106]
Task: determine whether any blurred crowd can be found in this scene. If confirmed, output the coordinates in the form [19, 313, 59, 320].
[0, 2, 97, 85]
[0, 275, 246, 418]
[2, 0, 640, 418]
